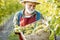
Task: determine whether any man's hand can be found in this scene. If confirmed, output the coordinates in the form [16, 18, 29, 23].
[14, 25, 21, 34]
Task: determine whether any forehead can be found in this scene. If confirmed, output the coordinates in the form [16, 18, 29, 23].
[25, 2, 36, 5]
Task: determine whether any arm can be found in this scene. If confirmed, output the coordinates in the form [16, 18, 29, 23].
[40, 14, 51, 34]
[13, 12, 19, 27]
[40, 14, 49, 26]
[13, 11, 21, 34]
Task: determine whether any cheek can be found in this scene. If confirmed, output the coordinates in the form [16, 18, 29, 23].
[27, 6, 31, 9]
[25, 5, 30, 9]
[33, 7, 35, 9]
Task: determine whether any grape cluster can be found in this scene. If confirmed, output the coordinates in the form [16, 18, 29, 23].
[14, 20, 50, 36]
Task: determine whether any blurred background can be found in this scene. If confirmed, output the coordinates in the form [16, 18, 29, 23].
[0, 0, 60, 40]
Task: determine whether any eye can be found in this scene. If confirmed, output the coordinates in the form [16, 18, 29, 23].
[33, 5, 36, 7]
[29, 5, 32, 7]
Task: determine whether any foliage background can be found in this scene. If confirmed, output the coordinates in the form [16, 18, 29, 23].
[0, 0, 60, 40]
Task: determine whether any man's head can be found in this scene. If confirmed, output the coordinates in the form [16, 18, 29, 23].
[20, 0, 40, 14]
[25, 2, 36, 14]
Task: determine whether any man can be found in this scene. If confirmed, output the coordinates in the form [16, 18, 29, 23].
[13, 0, 50, 40]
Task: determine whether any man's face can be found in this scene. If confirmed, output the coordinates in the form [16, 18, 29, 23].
[25, 2, 36, 14]
[25, 2, 36, 10]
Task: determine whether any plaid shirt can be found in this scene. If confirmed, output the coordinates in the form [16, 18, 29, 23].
[13, 10, 50, 40]
[13, 10, 44, 27]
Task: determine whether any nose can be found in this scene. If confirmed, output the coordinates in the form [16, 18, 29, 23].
[30, 6, 35, 10]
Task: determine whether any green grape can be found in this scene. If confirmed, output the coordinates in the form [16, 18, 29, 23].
[24, 30, 32, 35]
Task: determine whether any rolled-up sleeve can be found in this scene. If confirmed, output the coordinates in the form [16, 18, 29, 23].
[13, 12, 19, 27]
[40, 14, 49, 26]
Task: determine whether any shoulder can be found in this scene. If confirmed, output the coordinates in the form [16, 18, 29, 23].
[35, 11, 44, 20]
[35, 11, 42, 17]
[14, 10, 23, 16]
[35, 11, 41, 15]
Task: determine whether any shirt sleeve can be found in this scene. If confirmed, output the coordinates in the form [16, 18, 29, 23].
[40, 14, 49, 26]
[40, 14, 44, 20]
[13, 11, 19, 27]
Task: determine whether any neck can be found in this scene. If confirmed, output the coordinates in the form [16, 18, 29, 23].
[24, 10, 32, 16]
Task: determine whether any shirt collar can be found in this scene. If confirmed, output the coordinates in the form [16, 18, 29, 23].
[21, 9, 37, 18]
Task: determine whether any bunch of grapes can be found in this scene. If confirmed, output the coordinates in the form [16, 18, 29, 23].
[14, 19, 50, 36]
[24, 22, 50, 40]
[14, 23, 35, 35]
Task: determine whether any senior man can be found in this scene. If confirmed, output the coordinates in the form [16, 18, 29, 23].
[13, 0, 50, 40]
